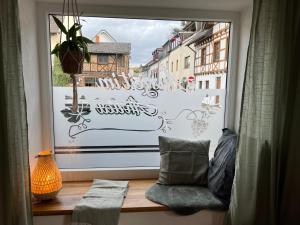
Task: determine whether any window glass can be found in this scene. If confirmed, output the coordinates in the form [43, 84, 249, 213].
[98, 55, 109, 64]
[84, 77, 96, 87]
[206, 80, 209, 89]
[199, 81, 202, 89]
[49, 16, 231, 168]
[213, 41, 220, 62]
[216, 77, 221, 89]
[118, 55, 125, 67]
[201, 47, 206, 65]
[184, 56, 190, 69]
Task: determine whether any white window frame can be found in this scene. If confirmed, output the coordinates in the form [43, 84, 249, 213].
[37, 3, 240, 181]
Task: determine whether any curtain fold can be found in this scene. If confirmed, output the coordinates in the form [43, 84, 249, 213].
[228, 0, 300, 224]
[0, 0, 33, 225]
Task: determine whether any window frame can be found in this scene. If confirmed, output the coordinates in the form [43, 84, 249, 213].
[37, 3, 240, 180]
[201, 47, 207, 65]
[118, 55, 125, 67]
[216, 76, 221, 89]
[213, 41, 221, 62]
[84, 77, 96, 87]
[205, 80, 209, 89]
[184, 56, 190, 69]
[97, 54, 109, 64]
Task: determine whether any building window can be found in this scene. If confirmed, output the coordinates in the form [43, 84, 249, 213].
[215, 95, 220, 104]
[98, 55, 109, 64]
[216, 77, 221, 89]
[201, 47, 206, 65]
[85, 77, 96, 87]
[213, 41, 220, 62]
[118, 55, 125, 67]
[171, 62, 173, 72]
[176, 60, 179, 71]
[184, 56, 190, 69]
[199, 81, 202, 89]
[205, 80, 209, 89]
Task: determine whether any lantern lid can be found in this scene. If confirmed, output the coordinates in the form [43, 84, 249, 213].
[37, 150, 52, 157]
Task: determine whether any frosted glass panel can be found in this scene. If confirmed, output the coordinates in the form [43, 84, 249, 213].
[53, 74, 226, 168]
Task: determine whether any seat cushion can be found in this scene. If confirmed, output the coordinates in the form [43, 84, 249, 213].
[158, 136, 210, 185]
[145, 184, 226, 215]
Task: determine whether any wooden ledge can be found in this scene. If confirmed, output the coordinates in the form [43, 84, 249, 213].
[32, 179, 168, 216]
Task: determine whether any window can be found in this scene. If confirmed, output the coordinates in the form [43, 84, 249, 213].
[213, 41, 220, 62]
[184, 56, 190, 69]
[85, 77, 96, 87]
[199, 81, 203, 89]
[49, 15, 231, 168]
[118, 55, 125, 67]
[215, 95, 220, 104]
[98, 55, 109, 64]
[201, 47, 206, 65]
[216, 77, 221, 89]
[206, 80, 209, 89]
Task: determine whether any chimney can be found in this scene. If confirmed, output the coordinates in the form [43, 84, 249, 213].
[95, 35, 100, 43]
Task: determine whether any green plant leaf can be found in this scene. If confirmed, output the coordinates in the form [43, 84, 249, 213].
[52, 15, 67, 34]
[84, 52, 91, 63]
[68, 24, 81, 39]
[77, 36, 93, 44]
[51, 43, 60, 56]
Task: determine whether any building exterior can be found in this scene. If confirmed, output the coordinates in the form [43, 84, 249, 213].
[79, 30, 131, 87]
[143, 48, 163, 78]
[142, 21, 200, 86]
[49, 17, 60, 51]
[189, 23, 229, 89]
[142, 21, 229, 96]
[167, 37, 195, 82]
[185, 22, 230, 104]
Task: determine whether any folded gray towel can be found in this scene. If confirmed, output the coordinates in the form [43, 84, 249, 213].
[72, 180, 128, 225]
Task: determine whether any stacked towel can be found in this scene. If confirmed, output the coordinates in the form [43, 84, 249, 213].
[72, 180, 128, 225]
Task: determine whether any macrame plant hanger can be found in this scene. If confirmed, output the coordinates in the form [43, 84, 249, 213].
[59, 0, 83, 113]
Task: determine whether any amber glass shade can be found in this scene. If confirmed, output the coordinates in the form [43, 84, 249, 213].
[31, 150, 62, 200]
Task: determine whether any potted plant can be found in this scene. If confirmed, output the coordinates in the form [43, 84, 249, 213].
[51, 15, 93, 112]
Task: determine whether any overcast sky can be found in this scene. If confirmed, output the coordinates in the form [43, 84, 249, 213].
[80, 17, 182, 66]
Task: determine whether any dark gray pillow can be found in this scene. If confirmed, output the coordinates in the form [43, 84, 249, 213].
[208, 128, 237, 208]
[158, 136, 210, 185]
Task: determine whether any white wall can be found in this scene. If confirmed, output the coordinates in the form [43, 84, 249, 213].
[195, 73, 227, 90]
[34, 211, 225, 225]
[234, 5, 252, 131]
[18, 0, 43, 170]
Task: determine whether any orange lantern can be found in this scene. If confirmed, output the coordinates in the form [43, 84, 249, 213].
[31, 150, 62, 200]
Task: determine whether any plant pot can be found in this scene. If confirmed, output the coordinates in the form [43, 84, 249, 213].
[59, 50, 84, 74]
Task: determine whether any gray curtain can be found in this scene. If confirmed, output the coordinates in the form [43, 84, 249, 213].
[228, 0, 300, 224]
[0, 0, 33, 225]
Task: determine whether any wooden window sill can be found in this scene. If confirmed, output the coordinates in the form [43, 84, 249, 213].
[32, 179, 168, 216]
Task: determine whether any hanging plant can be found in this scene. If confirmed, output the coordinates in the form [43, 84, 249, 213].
[51, 16, 93, 74]
[50, 0, 93, 113]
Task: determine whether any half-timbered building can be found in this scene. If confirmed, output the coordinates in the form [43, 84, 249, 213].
[78, 30, 131, 87]
[189, 23, 230, 93]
